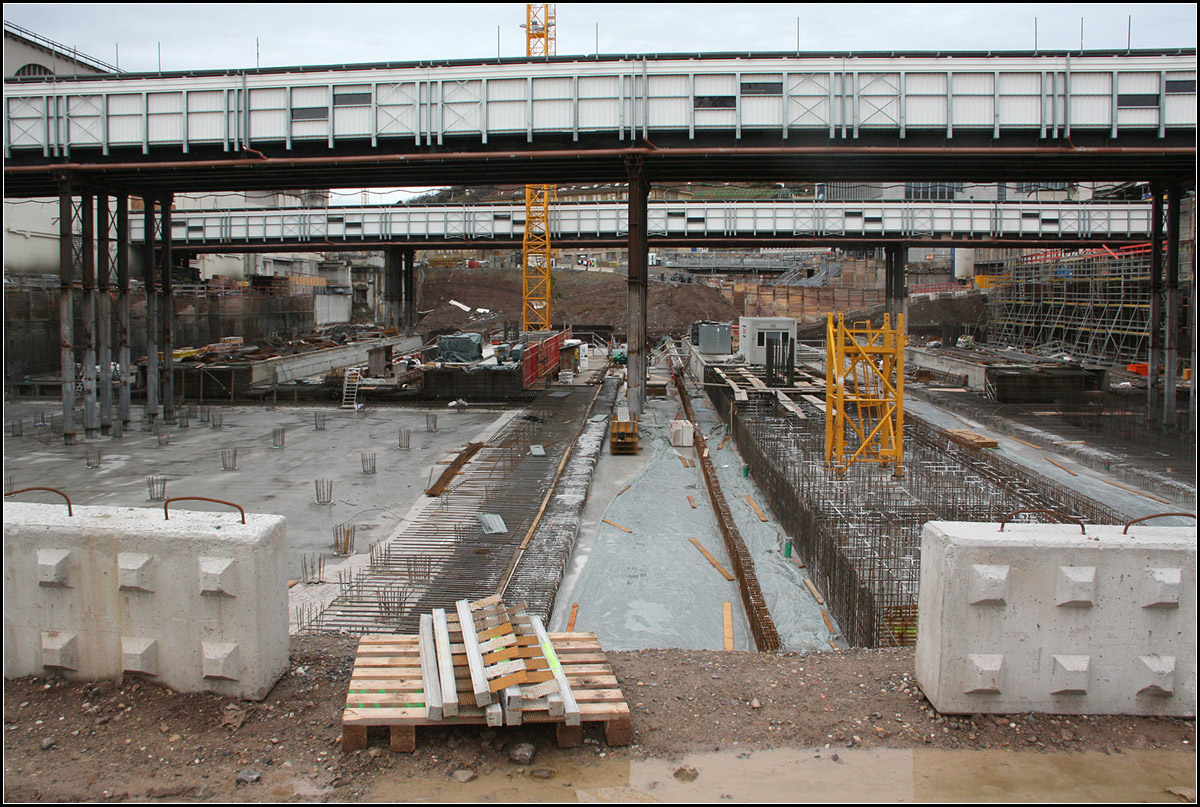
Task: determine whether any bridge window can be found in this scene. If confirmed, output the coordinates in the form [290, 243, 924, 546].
[1165, 80, 1196, 94]
[333, 92, 372, 106]
[1116, 93, 1159, 108]
[15, 63, 53, 77]
[741, 82, 783, 96]
[292, 107, 329, 121]
[1016, 182, 1068, 193]
[905, 183, 963, 201]
[694, 96, 736, 109]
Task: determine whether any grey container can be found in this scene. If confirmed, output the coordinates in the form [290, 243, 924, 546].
[698, 323, 732, 355]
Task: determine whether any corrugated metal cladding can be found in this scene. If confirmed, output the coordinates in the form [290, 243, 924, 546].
[6, 53, 1193, 153]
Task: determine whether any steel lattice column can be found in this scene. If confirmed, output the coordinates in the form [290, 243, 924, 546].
[143, 198, 159, 422]
[1149, 185, 1164, 424]
[115, 195, 132, 429]
[58, 179, 78, 445]
[522, 184, 553, 331]
[160, 194, 175, 422]
[97, 193, 113, 435]
[81, 190, 99, 439]
[1164, 185, 1182, 428]
[626, 156, 649, 416]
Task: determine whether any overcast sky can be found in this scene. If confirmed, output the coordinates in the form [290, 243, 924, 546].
[6, 3, 1196, 72]
[5, 4, 1195, 204]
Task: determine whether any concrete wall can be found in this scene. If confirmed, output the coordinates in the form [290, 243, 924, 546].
[3, 502, 288, 700]
[905, 347, 988, 389]
[916, 521, 1195, 717]
[314, 293, 352, 327]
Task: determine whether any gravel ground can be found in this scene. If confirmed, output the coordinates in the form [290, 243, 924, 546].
[4, 635, 1193, 802]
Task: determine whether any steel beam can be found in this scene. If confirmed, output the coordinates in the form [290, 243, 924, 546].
[384, 246, 402, 331]
[58, 179, 77, 445]
[626, 155, 649, 416]
[402, 248, 416, 336]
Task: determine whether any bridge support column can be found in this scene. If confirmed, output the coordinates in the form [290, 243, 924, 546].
[81, 190, 99, 440]
[626, 156, 649, 416]
[160, 194, 175, 422]
[143, 197, 159, 424]
[1164, 185, 1181, 428]
[885, 245, 906, 322]
[116, 195, 132, 431]
[402, 248, 416, 336]
[97, 193, 113, 435]
[1148, 185, 1164, 426]
[384, 247, 402, 331]
[58, 179, 78, 445]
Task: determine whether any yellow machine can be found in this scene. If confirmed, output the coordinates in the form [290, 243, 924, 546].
[825, 313, 906, 476]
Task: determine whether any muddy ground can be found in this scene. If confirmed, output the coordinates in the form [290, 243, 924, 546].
[415, 266, 740, 339]
[4, 635, 1193, 802]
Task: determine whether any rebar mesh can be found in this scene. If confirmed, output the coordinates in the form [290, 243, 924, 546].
[708, 369, 1129, 649]
[147, 475, 167, 501]
[315, 479, 334, 505]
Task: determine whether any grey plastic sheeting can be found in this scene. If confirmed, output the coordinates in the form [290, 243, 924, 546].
[438, 332, 483, 363]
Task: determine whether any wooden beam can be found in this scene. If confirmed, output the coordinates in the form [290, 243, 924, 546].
[432, 608, 459, 717]
[455, 600, 492, 708]
[528, 615, 580, 726]
[418, 614, 444, 721]
[722, 602, 734, 651]
[602, 518, 633, 533]
[689, 537, 735, 581]
[567, 603, 579, 631]
[1045, 457, 1079, 476]
[745, 494, 769, 522]
[803, 577, 825, 605]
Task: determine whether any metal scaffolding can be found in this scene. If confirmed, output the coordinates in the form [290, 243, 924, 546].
[825, 313, 905, 476]
[988, 242, 1194, 366]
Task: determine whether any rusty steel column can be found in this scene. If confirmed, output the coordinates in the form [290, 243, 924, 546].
[884, 245, 901, 320]
[97, 193, 113, 435]
[58, 179, 78, 445]
[1164, 185, 1182, 428]
[626, 155, 649, 416]
[80, 190, 99, 439]
[143, 197, 159, 423]
[1149, 185, 1164, 424]
[402, 247, 416, 336]
[160, 194, 175, 422]
[116, 195, 132, 430]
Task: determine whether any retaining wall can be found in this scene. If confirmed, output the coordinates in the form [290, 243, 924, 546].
[3, 502, 288, 700]
[916, 521, 1195, 716]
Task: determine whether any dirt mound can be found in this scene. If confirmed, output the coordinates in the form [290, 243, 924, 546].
[416, 267, 739, 339]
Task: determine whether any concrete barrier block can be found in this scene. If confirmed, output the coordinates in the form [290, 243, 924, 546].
[122, 636, 158, 676]
[37, 548, 71, 587]
[118, 553, 154, 592]
[41, 631, 78, 670]
[4, 502, 287, 700]
[916, 521, 1195, 716]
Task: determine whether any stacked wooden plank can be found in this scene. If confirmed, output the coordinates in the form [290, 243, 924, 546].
[945, 428, 999, 450]
[610, 407, 639, 454]
[343, 596, 631, 752]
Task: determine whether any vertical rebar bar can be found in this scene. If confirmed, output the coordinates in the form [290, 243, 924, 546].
[315, 479, 333, 505]
[221, 447, 238, 471]
[361, 452, 376, 474]
[314, 412, 327, 430]
[272, 427, 286, 448]
[147, 475, 167, 501]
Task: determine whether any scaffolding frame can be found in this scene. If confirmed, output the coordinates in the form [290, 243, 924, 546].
[988, 243, 1195, 366]
[521, 5, 557, 332]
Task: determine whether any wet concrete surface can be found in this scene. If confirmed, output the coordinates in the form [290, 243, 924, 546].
[367, 745, 1196, 803]
[3, 400, 509, 581]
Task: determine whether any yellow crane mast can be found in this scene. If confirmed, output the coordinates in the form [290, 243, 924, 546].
[522, 4, 556, 331]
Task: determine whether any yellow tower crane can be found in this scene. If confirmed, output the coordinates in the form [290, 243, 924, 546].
[522, 4, 556, 331]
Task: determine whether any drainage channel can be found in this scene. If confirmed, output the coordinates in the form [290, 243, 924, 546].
[308, 383, 603, 634]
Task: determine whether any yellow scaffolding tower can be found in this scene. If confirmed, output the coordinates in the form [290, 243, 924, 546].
[825, 313, 906, 476]
[522, 4, 556, 331]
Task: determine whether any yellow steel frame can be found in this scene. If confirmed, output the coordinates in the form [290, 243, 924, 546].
[825, 313, 906, 476]
[522, 5, 557, 331]
[525, 4, 556, 57]
[522, 184, 554, 331]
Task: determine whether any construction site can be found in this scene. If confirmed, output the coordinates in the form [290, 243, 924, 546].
[3, 5, 1197, 803]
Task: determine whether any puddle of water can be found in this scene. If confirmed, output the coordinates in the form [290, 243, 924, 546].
[368, 747, 1196, 803]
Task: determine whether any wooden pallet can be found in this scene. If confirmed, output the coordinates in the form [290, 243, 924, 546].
[342, 631, 631, 752]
